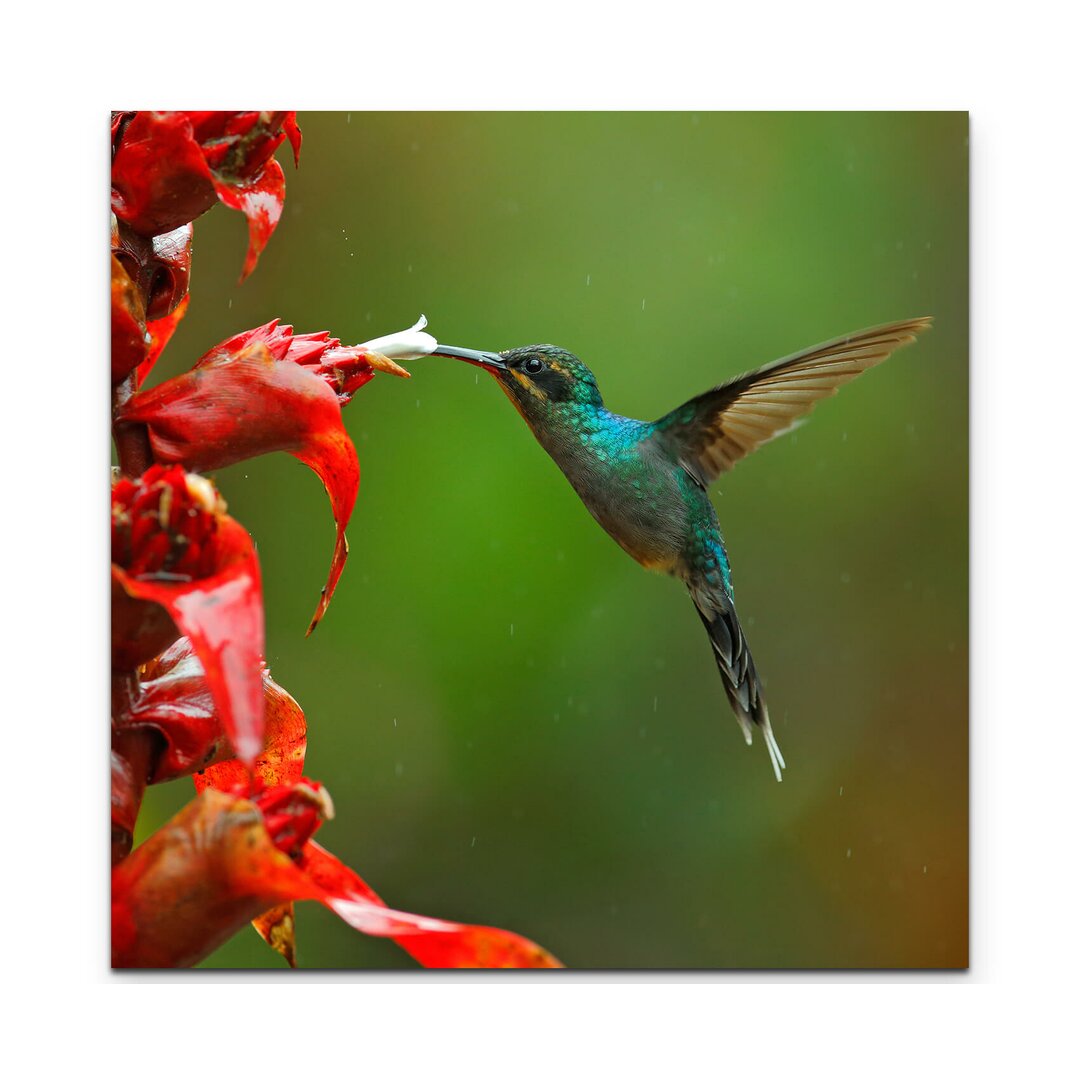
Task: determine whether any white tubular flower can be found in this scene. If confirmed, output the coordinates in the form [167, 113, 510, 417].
[359, 315, 438, 361]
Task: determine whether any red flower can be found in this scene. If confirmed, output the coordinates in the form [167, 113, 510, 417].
[111, 466, 265, 765]
[111, 111, 301, 280]
[112, 785, 562, 970]
[116, 322, 409, 632]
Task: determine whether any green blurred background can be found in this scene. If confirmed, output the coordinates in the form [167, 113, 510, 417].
[136, 112, 968, 969]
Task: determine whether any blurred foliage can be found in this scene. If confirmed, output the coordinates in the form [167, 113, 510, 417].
[136, 112, 967, 969]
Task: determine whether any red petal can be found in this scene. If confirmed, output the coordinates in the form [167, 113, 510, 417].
[193, 666, 307, 792]
[294, 427, 358, 634]
[137, 294, 189, 388]
[113, 516, 265, 766]
[213, 157, 286, 282]
[299, 842, 562, 969]
[118, 344, 359, 632]
[283, 114, 302, 167]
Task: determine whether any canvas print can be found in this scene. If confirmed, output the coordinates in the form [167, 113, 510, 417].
[110, 111, 968, 969]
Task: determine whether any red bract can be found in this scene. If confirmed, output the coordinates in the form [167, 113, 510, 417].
[111, 466, 265, 765]
[116, 321, 409, 632]
[112, 217, 192, 322]
[110, 225, 191, 387]
[114, 637, 305, 786]
[111, 111, 301, 281]
[112, 787, 562, 970]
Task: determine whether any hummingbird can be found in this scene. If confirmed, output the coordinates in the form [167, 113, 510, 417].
[432, 317, 931, 780]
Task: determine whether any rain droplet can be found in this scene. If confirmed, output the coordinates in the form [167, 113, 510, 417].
[471, 836, 477, 848]
[846, 848, 852, 859]
[839, 786, 844, 796]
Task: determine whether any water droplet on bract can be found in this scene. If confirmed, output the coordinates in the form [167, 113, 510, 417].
[471, 836, 477, 848]
[846, 848, 852, 859]
[839, 786, 844, 796]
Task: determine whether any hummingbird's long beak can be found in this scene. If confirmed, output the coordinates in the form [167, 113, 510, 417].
[431, 344, 508, 370]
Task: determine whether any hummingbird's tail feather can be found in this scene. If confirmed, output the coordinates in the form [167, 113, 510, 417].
[689, 587, 785, 782]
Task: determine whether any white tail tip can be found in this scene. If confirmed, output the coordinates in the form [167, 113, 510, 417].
[761, 718, 786, 783]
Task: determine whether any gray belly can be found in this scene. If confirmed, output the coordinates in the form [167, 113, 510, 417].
[559, 451, 690, 573]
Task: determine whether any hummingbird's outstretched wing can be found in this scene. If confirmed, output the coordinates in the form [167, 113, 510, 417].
[653, 317, 932, 487]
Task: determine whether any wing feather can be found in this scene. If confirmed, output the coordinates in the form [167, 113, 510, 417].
[654, 317, 931, 486]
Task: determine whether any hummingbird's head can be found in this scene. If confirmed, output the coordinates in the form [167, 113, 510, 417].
[433, 342, 604, 425]
[496, 345, 604, 411]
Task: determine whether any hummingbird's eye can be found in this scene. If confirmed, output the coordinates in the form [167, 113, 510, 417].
[523, 356, 545, 375]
